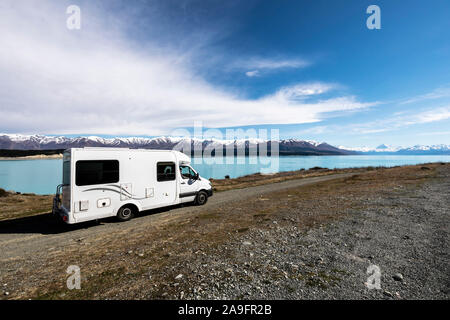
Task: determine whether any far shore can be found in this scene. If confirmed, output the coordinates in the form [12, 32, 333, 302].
[0, 154, 63, 161]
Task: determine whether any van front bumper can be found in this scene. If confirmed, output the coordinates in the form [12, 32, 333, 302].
[206, 188, 213, 197]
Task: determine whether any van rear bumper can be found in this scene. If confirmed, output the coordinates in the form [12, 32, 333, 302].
[52, 196, 70, 223]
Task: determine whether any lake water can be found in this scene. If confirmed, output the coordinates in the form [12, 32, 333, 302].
[0, 155, 449, 195]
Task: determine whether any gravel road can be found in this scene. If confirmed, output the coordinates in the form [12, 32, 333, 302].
[0, 173, 354, 278]
[0, 165, 448, 300]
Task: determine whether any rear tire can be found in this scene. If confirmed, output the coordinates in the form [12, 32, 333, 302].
[117, 205, 135, 222]
[195, 191, 208, 205]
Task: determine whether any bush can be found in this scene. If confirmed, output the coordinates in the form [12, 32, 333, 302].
[0, 188, 9, 197]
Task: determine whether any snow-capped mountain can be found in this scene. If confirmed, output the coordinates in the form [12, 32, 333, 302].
[0, 134, 354, 155]
[339, 144, 450, 155]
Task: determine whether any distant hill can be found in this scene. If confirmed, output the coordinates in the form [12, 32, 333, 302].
[340, 144, 450, 155]
[0, 134, 356, 156]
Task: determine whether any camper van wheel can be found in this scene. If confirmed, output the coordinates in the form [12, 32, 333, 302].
[117, 205, 135, 222]
[195, 191, 208, 205]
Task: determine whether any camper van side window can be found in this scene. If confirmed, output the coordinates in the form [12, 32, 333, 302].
[76, 160, 119, 186]
[157, 162, 176, 182]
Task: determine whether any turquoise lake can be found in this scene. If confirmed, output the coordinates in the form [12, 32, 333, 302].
[0, 155, 449, 195]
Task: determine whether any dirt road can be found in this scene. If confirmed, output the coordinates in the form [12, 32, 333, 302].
[0, 164, 448, 300]
[0, 173, 354, 269]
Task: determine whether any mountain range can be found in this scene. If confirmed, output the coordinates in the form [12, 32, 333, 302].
[0, 134, 353, 156]
[0, 134, 448, 155]
[339, 143, 450, 155]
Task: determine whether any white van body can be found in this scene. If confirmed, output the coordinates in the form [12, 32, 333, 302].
[52, 148, 213, 224]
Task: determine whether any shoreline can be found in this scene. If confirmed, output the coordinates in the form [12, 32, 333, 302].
[0, 154, 63, 160]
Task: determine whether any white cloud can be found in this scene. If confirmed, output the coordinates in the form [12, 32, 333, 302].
[0, 1, 374, 136]
[399, 86, 450, 105]
[298, 106, 450, 136]
[350, 106, 450, 134]
[245, 70, 259, 77]
[244, 58, 309, 70]
[406, 107, 450, 124]
[240, 57, 309, 78]
[272, 83, 337, 101]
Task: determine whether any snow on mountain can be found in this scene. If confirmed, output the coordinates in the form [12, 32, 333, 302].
[0, 134, 353, 155]
[339, 144, 450, 154]
[2, 134, 447, 155]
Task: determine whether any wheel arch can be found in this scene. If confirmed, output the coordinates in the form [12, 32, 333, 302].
[114, 201, 141, 215]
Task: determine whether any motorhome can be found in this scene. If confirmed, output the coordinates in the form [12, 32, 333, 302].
[52, 148, 213, 224]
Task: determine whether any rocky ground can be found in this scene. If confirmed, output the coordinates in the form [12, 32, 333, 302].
[148, 163, 449, 300]
[0, 163, 448, 300]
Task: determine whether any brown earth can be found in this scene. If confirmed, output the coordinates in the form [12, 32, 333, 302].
[0, 162, 448, 300]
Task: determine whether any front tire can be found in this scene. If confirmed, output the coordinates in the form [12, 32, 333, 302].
[195, 191, 208, 205]
[117, 205, 135, 222]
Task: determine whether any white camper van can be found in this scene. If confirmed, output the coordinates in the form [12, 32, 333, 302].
[52, 148, 213, 224]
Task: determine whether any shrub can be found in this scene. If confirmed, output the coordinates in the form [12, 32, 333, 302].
[0, 188, 9, 197]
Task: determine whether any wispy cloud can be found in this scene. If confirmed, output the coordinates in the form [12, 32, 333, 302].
[244, 57, 309, 70]
[299, 106, 450, 136]
[399, 86, 450, 105]
[245, 70, 259, 77]
[272, 83, 338, 100]
[0, 1, 374, 136]
[350, 106, 450, 134]
[417, 130, 450, 136]
[238, 57, 310, 77]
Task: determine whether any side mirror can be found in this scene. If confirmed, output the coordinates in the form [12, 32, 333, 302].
[194, 172, 199, 180]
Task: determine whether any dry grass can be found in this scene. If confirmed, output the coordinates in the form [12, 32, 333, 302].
[0, 191, 52, 221]
[4, 162, 444, 299]
[210, 166, 379, 192]
[0, 166, 374, 222]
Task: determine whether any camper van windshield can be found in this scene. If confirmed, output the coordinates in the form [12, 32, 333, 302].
[180, 165, 196, 179]
[76, 160, 119, 186]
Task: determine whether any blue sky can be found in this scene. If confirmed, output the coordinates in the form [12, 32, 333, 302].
[1, 0, 449, 148]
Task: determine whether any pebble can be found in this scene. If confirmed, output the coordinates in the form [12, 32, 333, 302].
[383, 290, 394, 298]
[175, 274, 183, 280]
[393, 273, 403, 281]
[242, 241, 252, 246]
